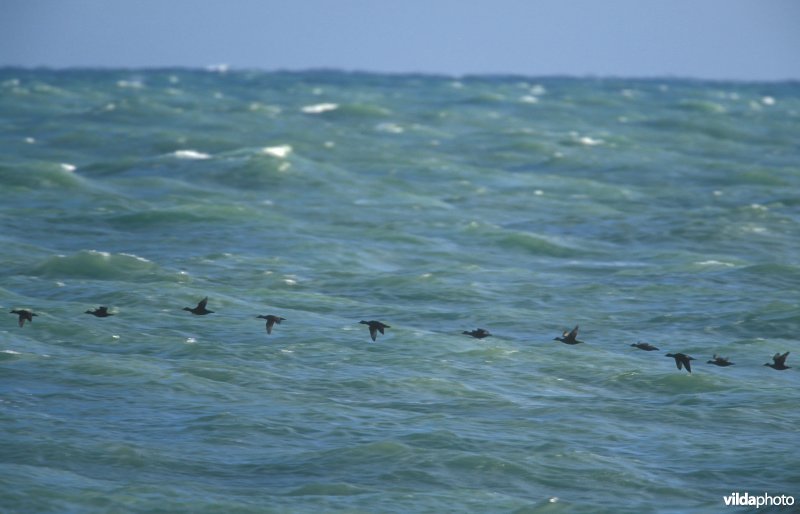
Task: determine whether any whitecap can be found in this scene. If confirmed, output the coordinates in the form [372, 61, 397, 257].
[60, 163, 76, 172]
[185, 337, 197, 344]
[530, 84, 546, 96]
[519, 95, 539, 104]
[24, 137, 35, 144]
[696, 260, 736, 267]
[116, 80, 143, 89]
[578, 136, 603, 146]
[262, 145, 292, 158]
[762, 96, 776, 106]
[375, 122, 404, 134]
[1, 350, 21, 355]
[301, 103, 338, 114]
[119, 253, 152, 263]
[173, 150, 210, 160]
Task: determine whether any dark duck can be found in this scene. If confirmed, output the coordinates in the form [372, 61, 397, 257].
[183, 297, 214, 315]
[257, 314, 285, 334]
[85, 306, 113, 318]
[463, 328, 491, 339]
[666, 353, 695, 373]
[764, 351, 791, 370]
[707, 354, 734, 367]
[10, 309, 37, 327]
[631, 342, 659, 351]
[554, 325, 583, 345]
[360, 320, 390, 342]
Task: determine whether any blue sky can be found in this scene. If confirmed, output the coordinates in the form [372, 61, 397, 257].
[2, 0, 798, 80]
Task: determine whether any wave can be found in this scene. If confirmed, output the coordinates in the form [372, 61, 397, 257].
[29, 250, 172, 281]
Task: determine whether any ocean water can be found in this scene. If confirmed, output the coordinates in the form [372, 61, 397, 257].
[1, 69, 798, 513]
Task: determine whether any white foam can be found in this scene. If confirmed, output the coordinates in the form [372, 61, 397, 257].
[519, 95, 539, 104]
[262, 145, 292, 158]
[697, 260, 736, 267]
[173, 150, 210, 160]
[60, 163, 76, 172]
[762, 96, 776, 106]
[1, 350, 21, 355]
[185, 337, 197, 344]
[24, 137, 35, 144]
[301, 103, 338, 114]
[116, 80, 143, 89]
[375, 122, 404, 134]
[120, 252, 152, 263]
[578, 136, 603, 146]
[529, 84, 546, 96]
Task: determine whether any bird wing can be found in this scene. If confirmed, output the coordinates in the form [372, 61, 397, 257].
[266, 319, 275, 334]
[776, 352, 790, 365]
[198, 297, 208, 309]
[369, 327, 377, 341]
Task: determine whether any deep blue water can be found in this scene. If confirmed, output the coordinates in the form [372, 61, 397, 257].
[1, 69, 799, 513]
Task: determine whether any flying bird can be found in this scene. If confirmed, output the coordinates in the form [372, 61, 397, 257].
[666, 352, 695, 373]
[764, 351, 791, 370]
[360, 320, 390, 342]
[85, 306, 113, 318]
[554, 325, 583, 344]
[463, 328, 492, 339]
[183, 297, 214, 315]
[707, 354, 734, 367]
[10, 309, 37, 327]
[257, 314, 285, 334]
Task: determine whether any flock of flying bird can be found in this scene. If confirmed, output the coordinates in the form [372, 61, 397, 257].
[8, 298, 793, 372]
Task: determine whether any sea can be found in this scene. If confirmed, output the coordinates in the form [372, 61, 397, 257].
[1, 68, 798, 513]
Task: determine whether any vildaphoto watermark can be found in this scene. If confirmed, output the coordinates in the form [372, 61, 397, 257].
[723, 492, 794, 508]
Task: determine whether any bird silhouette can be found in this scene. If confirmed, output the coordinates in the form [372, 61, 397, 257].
[360, 320, 390, 342]
[554, 325, 583, 344]
[666, 353, 695, 373]
[10, 309, 37, 327]
[183, 297, 213, 315]
[257, 314, 285, 334]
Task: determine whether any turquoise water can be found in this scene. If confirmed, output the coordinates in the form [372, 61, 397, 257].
[1, 69, 798, 513]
